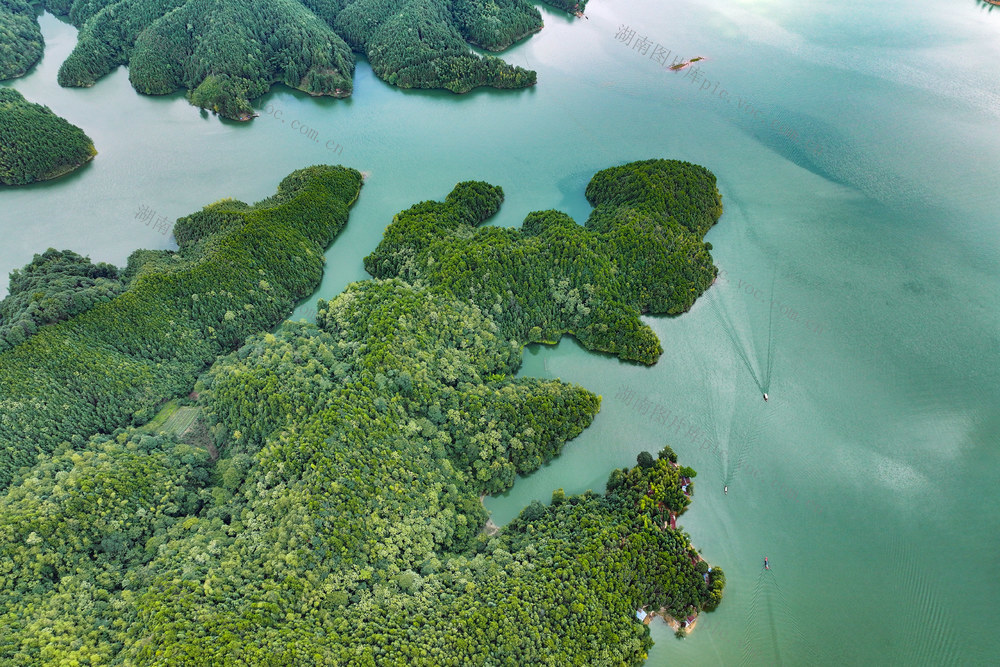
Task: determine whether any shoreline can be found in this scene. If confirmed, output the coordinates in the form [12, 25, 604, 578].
[4, 148, 97, 187]
[468, 24, 544, 53]
[42, 149, 96, 182]
[480, 494, 500, 536]
[641, 467, 708, 635]
[636, 606, 700, 634]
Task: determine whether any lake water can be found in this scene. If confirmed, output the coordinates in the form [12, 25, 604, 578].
[2, 1, 998, 664]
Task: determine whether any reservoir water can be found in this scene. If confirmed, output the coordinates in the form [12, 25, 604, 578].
[2, 1, 998, 664]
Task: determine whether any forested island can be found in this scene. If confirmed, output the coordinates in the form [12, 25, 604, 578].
[0, 159, 723, 664]
[0, 0, 588, 120]
[366, 158, 722, 364]
[0, 87, 96, 185]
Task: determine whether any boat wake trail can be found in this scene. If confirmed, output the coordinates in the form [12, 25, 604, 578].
[741, 569, 773, 666]
[708, 270, 778, 400]
[886, 530, 963, 665]
[742, 566, 824, 666]
[762, 271, 777, 395]
[696, 359, 772, 491]
[724, 411, 767, 487]
[709, 289, 764, 395]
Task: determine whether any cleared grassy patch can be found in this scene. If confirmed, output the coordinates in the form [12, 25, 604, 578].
[141, 402, 201, 438]
[140, 400, 180, 434]
[160, 406, 201, 437]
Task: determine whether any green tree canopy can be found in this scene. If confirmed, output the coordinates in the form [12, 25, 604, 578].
[365, 159, 723, 365]
[0, 0, 587, 119]
[0, 87, 96, 185]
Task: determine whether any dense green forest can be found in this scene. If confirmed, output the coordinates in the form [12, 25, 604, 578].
[0, 165, 362, 489]
[0, 248, 123, 353]
[0, 281, 721, 664]
[451, 0, 542, 51]
[365, 158, 722, 364]
[0, 0, 41, 80]
[0, 0, 584, 120]
[0, 87, 96, 184]
[0, 160, 724, 663]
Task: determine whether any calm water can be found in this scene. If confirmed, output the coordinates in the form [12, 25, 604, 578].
[2, 2, 998, 664]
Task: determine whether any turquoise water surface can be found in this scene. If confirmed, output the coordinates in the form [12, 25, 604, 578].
[2, 1, 998, 664]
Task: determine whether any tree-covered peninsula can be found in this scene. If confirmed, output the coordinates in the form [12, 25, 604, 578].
[0, 164, 363, 489]
[366, 158, 722, 364]
[0, 283, 721, 664]
[0, 0, 588, 120]
[0, 160, 724, 664]
[0, 87, 96, 185]
[0, 0, 42, 80]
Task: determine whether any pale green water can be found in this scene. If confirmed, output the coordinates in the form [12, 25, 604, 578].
[2, 2, 999, 665]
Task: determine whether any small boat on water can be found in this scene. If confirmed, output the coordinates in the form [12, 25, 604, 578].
[764, 557, 769, 570]
[763, 393, 769, 402]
